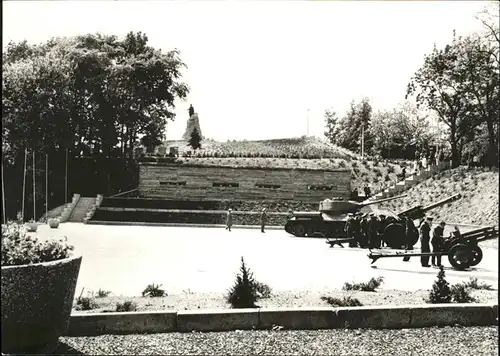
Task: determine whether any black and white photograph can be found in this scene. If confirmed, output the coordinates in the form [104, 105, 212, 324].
[1, 0, 499, 355]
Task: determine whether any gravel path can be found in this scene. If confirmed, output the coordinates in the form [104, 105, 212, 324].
[58, 327, 498, 355]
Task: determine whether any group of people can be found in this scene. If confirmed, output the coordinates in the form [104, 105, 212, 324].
[416, 217, 461, 267]
[344, 212, 393, 249]
[225, 207, 268, 233]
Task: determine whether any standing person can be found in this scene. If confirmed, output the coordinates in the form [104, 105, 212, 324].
[260, 208, 267, 233]
[401, 166, 406, 181]
[422, 155, 427, 170]
[419, 216, 433, 267]
[225, 208, 233, 232]
[363, 185, 371, 199]
[368, 214, 378, 249]
[431, 221, 446, 266]
[345, 213, 354, 241]
[452, 225, 461, 239]
[403, 217, 417, 262]
[360, 213, 369, 248]
[349, 213, 361, 247]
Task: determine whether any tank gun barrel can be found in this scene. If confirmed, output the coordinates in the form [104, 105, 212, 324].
[361, 194, 407, 206]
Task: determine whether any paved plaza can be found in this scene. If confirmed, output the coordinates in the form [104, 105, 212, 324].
[34, 223, 498, 297]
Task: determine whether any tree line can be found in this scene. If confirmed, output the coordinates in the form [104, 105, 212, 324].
[325, 2, 499, 168]
[2, 32, 189, 220]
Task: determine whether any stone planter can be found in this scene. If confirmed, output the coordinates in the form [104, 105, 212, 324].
[48, 218, 60, 229]
[26, 222, 38, 232]
[1, 255, 82, 354]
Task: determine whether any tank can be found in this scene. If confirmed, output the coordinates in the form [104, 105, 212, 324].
[284, 195, 407, 239]
[285, 193, 462, 249]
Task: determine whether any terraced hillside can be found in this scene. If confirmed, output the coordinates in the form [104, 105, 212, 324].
[164, 136, 357, 159]
[158, 137, 409, 193]
[379, 167, 499, 226]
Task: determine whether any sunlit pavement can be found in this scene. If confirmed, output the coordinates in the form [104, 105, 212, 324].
[34, 223, 498, 297]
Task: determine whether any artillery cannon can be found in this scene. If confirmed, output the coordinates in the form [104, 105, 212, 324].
[380, 193, 462, 249]
[368, 225, 498, 271]
[284, 195, 406, 239]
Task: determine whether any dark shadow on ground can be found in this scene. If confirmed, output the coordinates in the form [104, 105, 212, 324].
[52, 341, 88, 355]
[372, 266, 490, 277]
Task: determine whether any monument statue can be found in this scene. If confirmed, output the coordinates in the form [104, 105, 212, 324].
[183, 104, 204, 140]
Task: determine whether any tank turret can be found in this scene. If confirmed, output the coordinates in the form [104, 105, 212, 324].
[319, 194, 407, 214]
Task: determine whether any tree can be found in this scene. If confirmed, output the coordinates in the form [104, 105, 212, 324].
[406, 33, 480, 168]
[370, 102, 434, 158]
[188, 127, 202, 151]
[226, 257, 258, 308]
[427, 265, 452, 304]
[324, 98, 374, 155]
[324, 109, 340, 145]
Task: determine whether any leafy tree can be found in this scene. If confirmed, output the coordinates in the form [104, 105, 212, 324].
[324, 109, 339, 145]
[325, 98, 373, 155]
[406, 33, 480, 168]
[188, 127, 202, 151]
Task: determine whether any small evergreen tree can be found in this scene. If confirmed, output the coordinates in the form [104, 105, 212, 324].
[226, 257, 258, 308]
[189, 128, 202, 150]
[427, 265, 452, 304]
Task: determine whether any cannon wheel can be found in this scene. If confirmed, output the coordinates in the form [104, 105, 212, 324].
[383, 223, 406, 249]
[469, 245, 483, 267]
[294, 224, 306, 237]
[448, 244, 473, 270]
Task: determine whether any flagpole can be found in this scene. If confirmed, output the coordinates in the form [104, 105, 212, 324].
[65, 148, 68, 203]
[22, 148, 27, 221]
[2, 162, 6, 224]
[33, 151, 36, 220]
[46, 154, 48, 218]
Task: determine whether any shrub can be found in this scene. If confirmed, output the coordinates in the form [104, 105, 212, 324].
[75, 296, 98, 311]
[1, 221, 74, 266]
[462, 277, 493, 290]
[255, 281, 272, 299]
[116, 300, 137, 312]
[142, 283, 166, 297]
[342, 277, 384, 292]
[450, 283, 476, 303]
[338, 161, 346, 168]
[387, 165, 395, 174]
[226, 257, 258, 308]
[321, 296, 363, 307]
[384, 173, 391, 182]
[426, 265, 452, 304]
[95, 289, 112, 298]
[374, 168, 382, 177]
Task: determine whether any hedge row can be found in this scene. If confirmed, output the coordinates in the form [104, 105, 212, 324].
[100, 198, 320, 212]
[91, 210, 289, 226]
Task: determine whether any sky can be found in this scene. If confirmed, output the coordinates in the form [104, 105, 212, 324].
[2, 0, 489, 141]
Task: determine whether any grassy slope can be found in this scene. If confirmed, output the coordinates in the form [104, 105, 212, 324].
[379, 167, 499, 226]
[164, 137, 409, 193]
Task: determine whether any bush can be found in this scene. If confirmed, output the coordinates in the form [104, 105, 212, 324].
[1, 221, 74, 266]
[374, 168, 382, 177]
[255, 281, 272, 299]
[226, 257, 258, 308]
[116, 300, 137, 312]
[96, 289, 112, 298]
[450, 283, 476, 303]
[342, 277, 384, 292]
[387, 165, 395, 174]
[142, 283, 166, 297]
[75, 296, 98, 311]
[384, 173, 391, 182]
[426, 265, 452, 304]
[321, 296, 363, 307]
[463, 277, 493, 290]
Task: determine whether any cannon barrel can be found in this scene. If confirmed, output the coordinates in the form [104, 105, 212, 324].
[361, 194, 407, 207]
[421, 193, 461, 212]
[397, 193, 462, 220]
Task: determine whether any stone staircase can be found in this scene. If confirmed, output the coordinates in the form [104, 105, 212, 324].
[372, 161, 451, 200]
[67, 197, 97, 222]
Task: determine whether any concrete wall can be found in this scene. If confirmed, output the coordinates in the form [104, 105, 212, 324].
[138, 163, 351, 202]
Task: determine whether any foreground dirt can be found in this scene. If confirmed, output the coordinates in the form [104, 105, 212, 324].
[73, 288, 498, 314]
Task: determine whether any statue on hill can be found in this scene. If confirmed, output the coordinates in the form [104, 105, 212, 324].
[183, 104, 204, 141]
